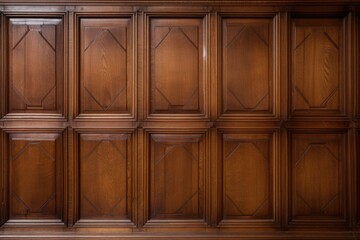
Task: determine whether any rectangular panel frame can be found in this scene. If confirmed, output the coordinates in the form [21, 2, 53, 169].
[1, 129, 67, 226]
[74, 12, 136, 120]
[3, 12, 67, 119]
[143, 12, 210, 120]
[141, 129, 209, 230]
[215, 128, 279, 229]
[217, 13, 280, 120]
[71, 128, 136, 228]
[289, 15, 349, 118]
[287, 129, 349, 229]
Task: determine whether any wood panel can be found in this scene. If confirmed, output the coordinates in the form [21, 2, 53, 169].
[290, 18, 345, 117]
[289, 132, 346, 223]
[7, 18, 64, 115]
[148, 17, 206, 116]
[8, 133, 63, 221]
[79, 18, 133, 115]
[220, 17, 275, 116]
[78, 133, 133, 223]
[148, 133, 205, 221]
[220, 133, 274, 223]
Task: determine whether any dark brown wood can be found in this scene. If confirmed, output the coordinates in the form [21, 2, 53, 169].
[148, 17, 207, 117]
[0, 1, 359, 239]
[79, 18, 133, 115]
[289, 132, 347, 224]
[290, 17, 346, 117]
[7, 133, 65, 224]
[7, 17, 64, 116]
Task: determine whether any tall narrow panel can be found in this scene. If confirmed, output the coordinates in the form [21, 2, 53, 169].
[222, 18, 274, 115]
[291, 18, 344, 116]
[8, 18, 64, 114]
[9, 134, 63, 220]
[150, 134, 204, 220]
[79, 134, 132, 220]
[291, 133, 345, 221]
[79, 18, 133, 114]
[222, 133, 273, 220]
[149, 18, 205, 115]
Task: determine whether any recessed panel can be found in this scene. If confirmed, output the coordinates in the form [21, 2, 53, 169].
[79, 133, 132, 221]
[9, 134, 63, 220]
[8, 18, 64, 114]
[149, 18, 205, 115]
[149, 134, 204, 220]
[221, 18, 274, 115]
[290, 133, 345, 222]
[291, 18, 344, 116]
[222, 133, 273, 220]
[79, 18, 133, 114]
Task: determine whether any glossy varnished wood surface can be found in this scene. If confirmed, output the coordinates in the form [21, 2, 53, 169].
[0, 0, 360, 239]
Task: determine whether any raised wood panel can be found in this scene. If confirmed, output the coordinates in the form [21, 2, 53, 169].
[79, 18, 133, 115]
[8, 18, 64, 114]
[290, 18, 345, 116]
[149, 133, 205, 221]
[149, 18, 205, 116]
[78, 133, 133, 222]
[221, 133, 274, 221]
[221, 17, 274, 116]
[8, 133, 63, 221]
[290, 133, 346, 223]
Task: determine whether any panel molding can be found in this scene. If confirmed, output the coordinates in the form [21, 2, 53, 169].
[4, 14, 66, 118]
[218, 14, 279, 119]
[142, 130, 209, 229]
[75, 14, 136, 119]
[71, 129, 136, 227]
[1, 130, 66, 226]
[144, 13, 209, 120]
[287, 130, 349, 228]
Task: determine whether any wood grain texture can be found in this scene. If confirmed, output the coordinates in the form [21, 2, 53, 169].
[0, 2, 358, 238]
[290, 133, 346, 222]
[8, 18, 64, 114]
[78, 133, 132, 221]
[221, 18, 274, 115]
[149, 18, 205, 115]
[291, 18, 344, 116]
[221, 133, 273, 221]
[149, 133, 204, 221]
[9, 134, 63, 221]
[79, 18, 133, 114]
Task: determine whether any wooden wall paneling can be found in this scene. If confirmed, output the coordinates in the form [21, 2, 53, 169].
[218, 14, 278, 119]
[0, 129, 6, 226]
[73, 130, 136, 228]
[3, 131, 66, 226]
[290, 16, 347, 118]
[288, 131, 349, 228]
[216, 130, 279, 229]
[357, 130, 360, 226]
[142, 130, 209, 230]
[76, 14, 135, 118]
[6, 14, 65, 117]
[145, 13, 209, 119]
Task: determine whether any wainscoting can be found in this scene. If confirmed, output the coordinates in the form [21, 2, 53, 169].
[0, 0, 360, 239]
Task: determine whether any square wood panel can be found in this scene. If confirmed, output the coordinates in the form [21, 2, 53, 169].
[289, 132, 347, 223]
[8, 133, 64, 222]
[78, 18, 134, 116]
[77, 133, 134, 224]
[220, 17, 276, 117]
[290, 18, 345, 117]
[147, 17, 207, 117]
[148, 133, 205, 222]
[7, 17, 64, 115]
